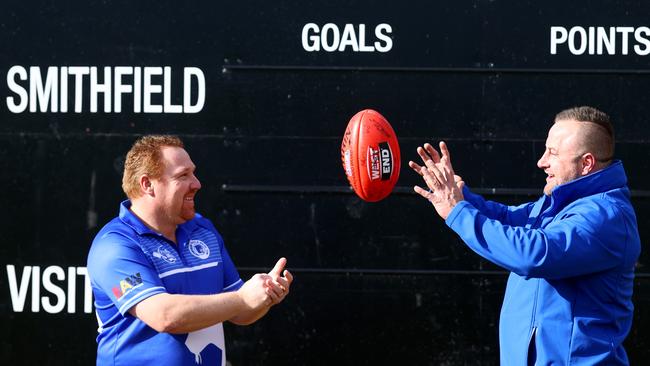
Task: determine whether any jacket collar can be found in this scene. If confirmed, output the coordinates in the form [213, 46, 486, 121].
[548, 160, 628, 209]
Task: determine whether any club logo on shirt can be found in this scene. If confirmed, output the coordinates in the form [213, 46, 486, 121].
[152, 246, 177, 263]
[188, 240, 210, 260]
[112, 272, 143, 300]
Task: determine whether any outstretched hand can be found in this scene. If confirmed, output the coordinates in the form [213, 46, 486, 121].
[409, 141, 465, 220]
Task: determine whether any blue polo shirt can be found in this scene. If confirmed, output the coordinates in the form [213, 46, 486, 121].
[87, 200, 243, 366]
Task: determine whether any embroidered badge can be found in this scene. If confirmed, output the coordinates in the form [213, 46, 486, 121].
[188, 239, 210, 260]
[152, 245, 177, 263]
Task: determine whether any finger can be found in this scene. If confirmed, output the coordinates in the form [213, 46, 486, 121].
[426, 164, 448, 188]
[265, 287, 280, 304]
[418, 146, 439, 171]
[424, 143, 442, 164]
[439, 141, 456, 176]
[413, 185, 432, 199]
[439, 141, 451, 162]
[457, 180, 466, 191]
[440, 164, 454, 182]
[276, 276, 290, 291]
[409, 161, 424, 176]
[264, 279, 284, 297]
[454, 175, 463, 183]
[440, 141, 456, 175]
[283, 270, 294, 285]
[420, 166, 442, 191]
[417, 146, 439, 171]
[269, 257, 287, 277]
[416, 146, 432, 166]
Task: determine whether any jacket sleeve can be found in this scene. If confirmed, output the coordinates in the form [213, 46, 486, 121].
[462, 186, 535, 227]
[445, 199, 628, 279]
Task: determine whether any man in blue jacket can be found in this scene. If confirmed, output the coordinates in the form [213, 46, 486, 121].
[410, 106, 640, 365]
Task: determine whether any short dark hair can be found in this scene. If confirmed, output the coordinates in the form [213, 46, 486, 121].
[554, 106, 614, 140]
[554, 106, 615, 162]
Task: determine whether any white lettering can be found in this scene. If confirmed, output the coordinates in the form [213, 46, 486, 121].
[302, 23, 320, 52]
[29, 66, 58, 112]
[133, 66, 141, 113]
[42, 266, 66, 314]
[321, 23, 340, 52]
[301, 23, 393, 53]
[6, 65, 28, 113]
[60, 67, 68, 112]
[90, 66, 112, 113]
[67, 266, 76, 313]
[164, 66, 182, 113]
[617, 26, 634, 55]
[77, 267, 93, 313]
[339, 24, 360, 52]
[634, 27, 650, 55]
[5, 66, 205, 113]
[550, 26, 568, 55]
[374, 23, 393, 52]
[143, 67, 163, 113]
[7, 265, 31, 312]
[68, 66, 90, 113]
[551, 25, 650, 56]
[114, 66, 133, 113]
[597, 27, 616, 55]
[6, 265, 94, 314]
[358, 24, 374, 52]
[31, 266, 40, 312]
[568, 27, 588, 55]
[183, 67, 205, 113]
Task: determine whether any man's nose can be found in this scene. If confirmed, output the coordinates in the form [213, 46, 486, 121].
[537, 151, 548, 169]
[192, 175, 202, 190]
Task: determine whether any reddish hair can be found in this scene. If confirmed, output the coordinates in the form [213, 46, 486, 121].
[122, 135, 184, 199]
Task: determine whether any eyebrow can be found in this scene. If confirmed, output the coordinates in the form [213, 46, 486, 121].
[172, 165, 195, 177]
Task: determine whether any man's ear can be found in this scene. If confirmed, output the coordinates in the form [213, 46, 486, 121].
[140, 175, 155, 197]
[581, 153, 597, 176]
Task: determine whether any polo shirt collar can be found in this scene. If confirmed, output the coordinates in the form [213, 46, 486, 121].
[119, 200, 157, 236]
[118, 200, 198, 238]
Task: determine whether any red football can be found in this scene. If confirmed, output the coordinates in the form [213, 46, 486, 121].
[341, 109, 401, 202]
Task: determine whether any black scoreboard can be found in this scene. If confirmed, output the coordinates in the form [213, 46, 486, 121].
[1, 1, 649, 364]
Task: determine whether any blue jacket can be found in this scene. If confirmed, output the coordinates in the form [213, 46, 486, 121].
[445, 161, 640, 365]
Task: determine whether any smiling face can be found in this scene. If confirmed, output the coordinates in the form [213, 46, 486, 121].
[152, 146, 202, 225]
[537, 120, 586, 196]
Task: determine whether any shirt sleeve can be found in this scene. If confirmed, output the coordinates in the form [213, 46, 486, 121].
[462, 186, 535, 227]
[88, 231, 168, 315]
[445, 199, 628, 279]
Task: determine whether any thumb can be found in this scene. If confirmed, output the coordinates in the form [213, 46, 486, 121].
[269, 257, 287, 276]
[457, 180, 465, 191]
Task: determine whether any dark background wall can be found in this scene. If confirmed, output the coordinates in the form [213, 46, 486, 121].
[1, 1, 649, 364]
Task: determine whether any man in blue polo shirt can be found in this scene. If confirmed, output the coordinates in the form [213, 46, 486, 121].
[87, 135, 293, 366]
[410, 106, 640, 365]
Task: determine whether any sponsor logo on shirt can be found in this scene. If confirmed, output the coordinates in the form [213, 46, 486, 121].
[112, 272, 143, 300]
[188, 240, 210, 260]
[152, 245, 177, 263]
